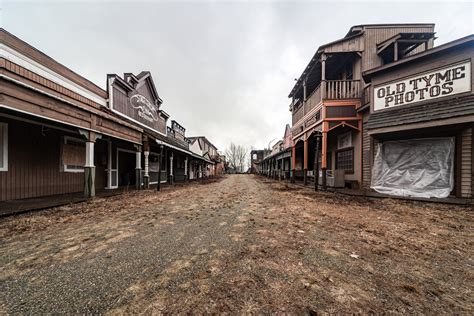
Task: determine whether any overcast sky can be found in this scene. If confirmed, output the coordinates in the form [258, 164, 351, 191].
[2, 1, 473, 151]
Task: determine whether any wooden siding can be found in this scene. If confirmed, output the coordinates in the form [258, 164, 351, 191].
[362, 120, 371, 188]
[0, 29, 107, 98]
[1, 58, 102, 110]
[323, 35, 364, 53]
[292, 105, 304, 125]
[305, 85, 321, 113]
[0, 76, 142, 144]
[112, 83, 166, 134]
[460, 126, 472, 197]
[362, 26, 435, 72]
[0, 119, 83, 201]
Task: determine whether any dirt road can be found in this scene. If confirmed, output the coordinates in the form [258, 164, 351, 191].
[0, 175, 472, 313]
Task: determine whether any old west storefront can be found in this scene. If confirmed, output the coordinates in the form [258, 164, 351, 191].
[289, 24, 436, 189]
[0, 29, 143, 203]
[107, 72, 213, 188]
[362, 35, 473, 199]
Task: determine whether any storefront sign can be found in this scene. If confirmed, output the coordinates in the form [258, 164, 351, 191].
[374, 61, 471, 111]
[130, 94, 158, 122]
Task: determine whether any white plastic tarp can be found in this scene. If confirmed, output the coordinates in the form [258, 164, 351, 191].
[371, 137, 454, 198]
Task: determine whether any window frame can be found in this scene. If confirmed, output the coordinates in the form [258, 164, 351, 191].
[335, 147, 354, 174]
[0, 123, 8, 172]
[62, 136, 86, 173]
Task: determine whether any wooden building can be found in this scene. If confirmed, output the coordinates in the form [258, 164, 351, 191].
[259, 124, 293, 180]
[0, 29, 215, 209]
[0, 28, 143, 202]
[361, 35, 473, 199]
[289, 24, 436, 189]
[187, 136, 220, 178]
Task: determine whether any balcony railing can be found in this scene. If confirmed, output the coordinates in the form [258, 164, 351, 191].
[325, 80, 361, 100]
[292, 80, 362, 127]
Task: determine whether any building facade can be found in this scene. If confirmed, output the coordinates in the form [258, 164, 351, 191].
[0, 29, 216, 208]
[289, 24, 436, 189]
[361, 35, 473, 198]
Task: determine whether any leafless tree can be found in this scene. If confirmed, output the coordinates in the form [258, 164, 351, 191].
[225, 143, 248, 173]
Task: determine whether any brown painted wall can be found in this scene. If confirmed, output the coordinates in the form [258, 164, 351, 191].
[0, 118, 83, 201]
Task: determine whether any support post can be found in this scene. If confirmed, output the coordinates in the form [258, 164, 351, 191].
[84, 133, 96, 198]
[157, 144, 163, 191]
[291, 146, 296, 183]
[303, 79, 307, 115]
[314, 134, 320, 191]
[184, 156, 188, 182]
[321, 53, 327, 99]
[322, 128, 328, 190]
[394, 41, 398, 62]
[135, 147, 142, 190]
[303, 138, 308, 185]
[169, 152, 174, 185]
[143, 151, 149, 189]
[143, 140, 150, 189]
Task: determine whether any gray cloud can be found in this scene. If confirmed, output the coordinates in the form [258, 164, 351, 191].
[3, 1, 473, 151]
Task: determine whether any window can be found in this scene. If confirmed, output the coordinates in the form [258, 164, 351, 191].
[0, 123, 8, 171]
[62, 136, 86, 172]
[336, 148, 354, 174]
[337, 132, 352, 149]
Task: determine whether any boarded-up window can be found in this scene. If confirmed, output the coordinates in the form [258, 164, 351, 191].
[0, 123, 7, 171]
[62, 136, 85, 172]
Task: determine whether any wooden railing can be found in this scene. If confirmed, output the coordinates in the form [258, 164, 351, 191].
[305, 83, 322, 112]
[292, 102, 304, 125]
[325, 80, 361, 99]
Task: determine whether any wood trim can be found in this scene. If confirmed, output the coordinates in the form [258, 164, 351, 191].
[0, 72, 143, 132]
[0, 30, 107, 98]
[0, 58, 102, 110]
[0, 122, 7, 172]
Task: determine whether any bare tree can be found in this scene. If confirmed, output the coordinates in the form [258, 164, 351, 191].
[225, 143, 248, 173]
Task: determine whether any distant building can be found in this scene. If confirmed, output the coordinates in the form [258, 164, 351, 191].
[250, 149, 264, 173]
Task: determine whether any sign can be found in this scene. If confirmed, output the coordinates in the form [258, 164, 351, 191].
[130, 94, 158, 123]
[374, 61, 471, 111]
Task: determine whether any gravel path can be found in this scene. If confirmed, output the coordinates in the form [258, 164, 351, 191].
[0, 175, 472, 313]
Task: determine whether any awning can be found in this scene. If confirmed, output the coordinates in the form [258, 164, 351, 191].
[155, 139, 214, 164]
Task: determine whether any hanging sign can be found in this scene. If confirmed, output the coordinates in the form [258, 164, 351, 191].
[374, 61, 471, 111]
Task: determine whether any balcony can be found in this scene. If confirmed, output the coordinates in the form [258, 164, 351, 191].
[325, 80, 361, 100]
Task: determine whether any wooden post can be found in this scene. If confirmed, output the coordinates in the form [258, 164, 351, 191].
[314, 134, 320, 191]
[291, 146, 296, 183]
[84, 134, 96, 198]
[303, 138, 308, 185]
[143, 151, 149, 189]
[303, 79, 307, 116]
[157, 144, 163, 191]
[143, 140, 150, 189]
[169, 152, 174, 185]
[184, 156, 188, 182]
[321, 53, 327, 99]
[394, 41, 399, 62]
[135, 146, 142, 190]
[322, 128, 328, 190]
